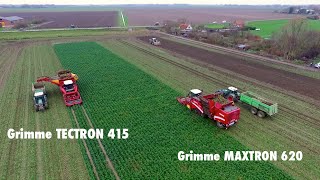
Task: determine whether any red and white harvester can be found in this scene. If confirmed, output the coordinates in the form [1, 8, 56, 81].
[177, 89, 240, 129]
[36, 70, 82, 107]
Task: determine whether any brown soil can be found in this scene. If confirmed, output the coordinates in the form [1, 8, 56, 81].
[0, 11, 118, 28]
[138, 36, 320, 100]
[124, 7, 302, 26]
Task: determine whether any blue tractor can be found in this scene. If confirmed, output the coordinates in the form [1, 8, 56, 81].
[215, 87, 241, 102]
[32, 83, 48, 111]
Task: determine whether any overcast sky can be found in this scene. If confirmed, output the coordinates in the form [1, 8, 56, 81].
[3, 0, 320, 5]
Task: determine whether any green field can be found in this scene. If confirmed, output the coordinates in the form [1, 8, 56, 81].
[204, 23, 228, 29]
[248, 19, 320, 38]
[118, 11, 128, 27]
[54, 42, 290, 179]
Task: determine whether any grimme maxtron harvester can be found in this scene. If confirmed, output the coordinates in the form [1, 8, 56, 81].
[177, 89, 240, 129]
[36, 70, 82, 107]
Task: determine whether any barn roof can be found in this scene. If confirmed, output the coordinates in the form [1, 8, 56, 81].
[179, 24, 188, 29]
[2, 16, 23, 21]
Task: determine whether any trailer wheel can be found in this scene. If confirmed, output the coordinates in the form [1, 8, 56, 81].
[216, 122, 225, 129]
[250, 107, 258, 115]
[257, 111, 266, 118]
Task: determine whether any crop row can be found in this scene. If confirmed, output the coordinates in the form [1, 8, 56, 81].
[54, 42, 291, 179]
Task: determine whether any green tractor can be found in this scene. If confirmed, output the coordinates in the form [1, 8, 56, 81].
[215, 87, 241, 102]
[32, 83, 48, 112]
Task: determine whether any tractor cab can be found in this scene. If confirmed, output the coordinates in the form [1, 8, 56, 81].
[63, 80, 75, 92]
[33, 90, 48, 111]
[216, 86, 240, 102]
[188, 89, 203, 98]
[34, 91, 45, 103]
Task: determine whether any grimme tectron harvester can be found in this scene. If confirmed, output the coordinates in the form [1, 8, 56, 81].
[36, 70, 82, 107]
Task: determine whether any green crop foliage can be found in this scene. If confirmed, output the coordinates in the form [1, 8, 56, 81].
[204, 23, 228, 29]
[54, 42, 291, 179]
[248, 19, 320, 38]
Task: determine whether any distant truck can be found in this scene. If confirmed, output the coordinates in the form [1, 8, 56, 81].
[240, 91, 278, 118]
[32, 83, 48, 111]
[216, 87, 278, 118]
[309, 62, 320, 69]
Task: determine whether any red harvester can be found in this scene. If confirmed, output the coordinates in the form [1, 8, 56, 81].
[177, 89, 240, 129]
[36, 70, 82, 107]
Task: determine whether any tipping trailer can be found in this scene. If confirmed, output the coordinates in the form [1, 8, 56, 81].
[32, 83, 48, 111]
[177, 89, 240, 129]
[240, 91, 278, 118]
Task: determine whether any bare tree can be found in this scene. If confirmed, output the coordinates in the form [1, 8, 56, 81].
[274, 18, 309, 60]
[162, 20, 179, 34]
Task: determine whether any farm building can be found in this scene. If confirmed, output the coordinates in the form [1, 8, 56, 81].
[0, 16, 24, 27]
[179, 23, 193, 31]
[233, 20, 245, 28]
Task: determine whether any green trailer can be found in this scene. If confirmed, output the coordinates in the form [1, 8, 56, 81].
[240, 91, 278, 118]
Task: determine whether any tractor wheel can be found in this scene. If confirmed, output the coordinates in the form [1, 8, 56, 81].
[227, 94, 236, 102]
[250, 107, 258, 115]
[257, 111, 266, 118]
[35, 106, 39, 112]
[216, 122, 225, 129]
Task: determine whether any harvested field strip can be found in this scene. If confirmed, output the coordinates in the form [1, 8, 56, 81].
[0, 44, 22, 92]
[0, 29, 129, 40]
[102, 39, 320, 179]
[158, 34, 320, 79]
[138, 36, 320, 101]
[54, 41, 290, 179]
[0, 43, 89, 179]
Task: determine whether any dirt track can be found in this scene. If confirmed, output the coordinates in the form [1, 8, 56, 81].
[138, 36, 320, 100]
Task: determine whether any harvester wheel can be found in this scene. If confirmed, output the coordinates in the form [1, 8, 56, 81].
[257, 111, 266, 118]
[250, 107, 258, 115]
[216, 122, 225, 129]
[196, 109, 207, 118]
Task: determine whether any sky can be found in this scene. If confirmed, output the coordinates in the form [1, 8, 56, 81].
[2, 0, 320, 5]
